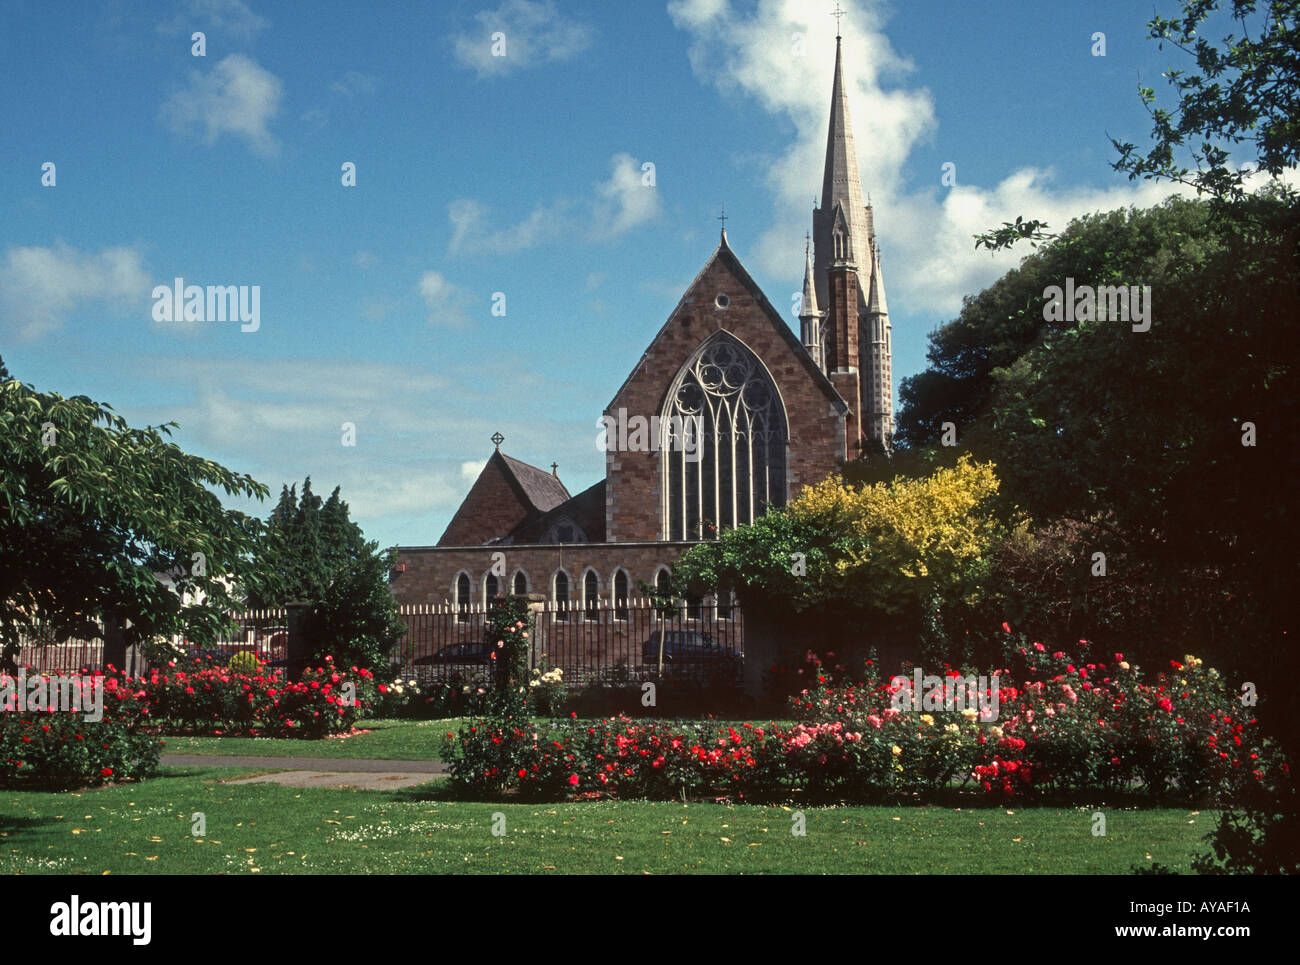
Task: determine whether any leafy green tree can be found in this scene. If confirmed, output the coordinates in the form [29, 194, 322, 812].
[247, 478, 403, 673]
[0, 376, 267, 669]
[900, 197, 1225, 449]
[961, 0, 1300, 871]
[1112, 0, 1300, 205]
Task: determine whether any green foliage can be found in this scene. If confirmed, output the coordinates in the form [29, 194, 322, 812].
[669, 458, 1005, 638]
[227, 650, 260, 675]
[246, 478, 404, 673]
[899, 197, 1224, 449]
[0, 377, 267, 668]
[1112, 0, 1300, 204]
[484, 596, 532, 721]
[0, 678, 161, 789]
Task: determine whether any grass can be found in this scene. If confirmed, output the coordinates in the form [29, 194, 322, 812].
[162, 717, 797, 760]
[162, 718, 460, 760]
[0, 766, 1214, 874]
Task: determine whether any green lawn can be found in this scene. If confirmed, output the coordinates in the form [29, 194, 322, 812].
[162, 718, 460, 760]
[162, 717, 798, 760]
[0, 767, 1214, 874]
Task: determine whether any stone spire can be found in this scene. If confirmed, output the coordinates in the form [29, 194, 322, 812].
[799, 234, 824, 370]
[866, 243, 888, 317]
[865, 243, 894, 443]
[812, 34, 871, 316]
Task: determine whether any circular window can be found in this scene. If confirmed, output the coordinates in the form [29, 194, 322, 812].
[714, 293, 730, 309]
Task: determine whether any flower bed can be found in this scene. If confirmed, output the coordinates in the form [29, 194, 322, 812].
[132, 656, 374, 738]
[440, 638, 1286, 804]
[0, 673, 161, 789]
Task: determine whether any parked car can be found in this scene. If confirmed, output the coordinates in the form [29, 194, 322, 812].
[415, 641, 494, 666]
[641, 631, 733, 666]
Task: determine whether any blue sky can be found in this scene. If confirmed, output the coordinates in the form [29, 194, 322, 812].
[1, 0, 1224, 549]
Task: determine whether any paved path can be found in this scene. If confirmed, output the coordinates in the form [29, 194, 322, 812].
[161, 754, 449, 791]
[162, 754, 448, 773]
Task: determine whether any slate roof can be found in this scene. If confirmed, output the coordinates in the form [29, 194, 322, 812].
[506, 480, 606, 544]
[499, 452, 570, 513]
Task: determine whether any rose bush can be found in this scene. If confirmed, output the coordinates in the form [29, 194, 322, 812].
[0, 672, 161, 789]
[122, 655, 373, 738]
[441, 634, 1286, 804]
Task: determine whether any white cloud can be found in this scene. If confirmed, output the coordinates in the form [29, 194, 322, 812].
[0, 243, 151, 340]
[447, 197, 574, 256]
[354, 251, 378, 269]
[110, 354, 574, 540]
[592, 153, 661, 238]
[161, 54, 283, 156]
[330, 71, 378, 99]
[417, 270, 476, 327]
[157, 0, 269, 40]
[667, 0, 1196, 316]
[452, 0, 595, 77]
[447, 153, 659, 255]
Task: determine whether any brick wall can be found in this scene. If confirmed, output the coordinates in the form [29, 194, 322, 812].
[392, 542, 694, 606]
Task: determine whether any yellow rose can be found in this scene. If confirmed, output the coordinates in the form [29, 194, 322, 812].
[920, 715, 934, 726]
[891, 745, 902, 756]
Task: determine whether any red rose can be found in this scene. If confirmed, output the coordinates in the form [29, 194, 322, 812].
[568, 774, 579, 786]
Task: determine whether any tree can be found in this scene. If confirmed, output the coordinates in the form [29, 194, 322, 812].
[900, 197, 1225, 449]
[247, 478, 403, 673]
[963, 0, 1300, 870]
[0, 376, 268, 669]
[1112, 0, 1300, 205]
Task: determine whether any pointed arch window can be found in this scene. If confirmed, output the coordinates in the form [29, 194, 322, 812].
[662, 333, 788, 540]
[613, 569, 630, 622]
[512, 570, 528, 596]
[455, 572, 471, 623]
[583, 569, 600, 622]
[553, 570, 570, 623]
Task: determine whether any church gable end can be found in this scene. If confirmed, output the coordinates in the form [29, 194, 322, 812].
[604, 236, 848, 543]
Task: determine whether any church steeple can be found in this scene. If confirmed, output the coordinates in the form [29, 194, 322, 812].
[865, 242, 894, 443]
[813, 33, 871, 318]
[809, 24, 893, 456]
[799, 234, 824, 369]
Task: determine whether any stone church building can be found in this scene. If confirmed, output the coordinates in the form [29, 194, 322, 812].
[391, 35, 893, 668]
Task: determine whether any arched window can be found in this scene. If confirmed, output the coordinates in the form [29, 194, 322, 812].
[662, 332, 787, 540]
[455, 572, 471, 623]
[553, 570, 570, 623]
[654, 567, 671, 597]
[613, 569, 630, 622]
[512, 570, 528, 596]
[685, 592, 703, 622]
[485, 571, 500, 604]
[583, 569, 600, 622]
